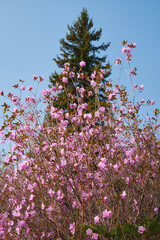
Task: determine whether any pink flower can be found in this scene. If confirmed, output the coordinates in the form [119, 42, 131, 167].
[103, 209, 112, 219]
[100, 73, 104, 79]
[126, 47, 131, 54]
[130, 70, 137, 76]
[32, 75, 38, 81]
[17, 220, 25, 227]
[77, 73, 80, 78]
[101, 157, 107, 163]
[65, 112, 69, 119]
[12, 205, 22, 217]
[125, 177, 130, 184]
[140, 99, 145, 104]
[126, 54, 132, 62]
[92, 233, 99, 239]
[40, 76, 44, 82]
[51, 106, 56, 117]
[58, 85, 62, 91]
[94, 216, 100, 224]
[90, 80, 96, 88]
[41, 233, 45, 238]
[69, 71, 75, 78]
[88, 91, 93, 96]
[79, 87, 85, 93]
[80, 61, 86, 67]
[13, 107, 19, 113]
[62, 69, 68, 75]
[27, 184, 34, 192]
[33, 182, 37, 188]
[64, 62, 70, 69]
[69, 222, 75, 235]
[41, 202, 45, 210]
[16, 227, 20, 235]
[0, 90, 4, 95]
[91, 71, 96, 79]
[99, 106, 105, 113]
[46, 205, 53, 212]
[122, 47, 126, 54]
[139, 85, 144, 90]
[62, 77, 68, 83]
[27, 86, 33, 91]
[135, 103, 139, 110]
[82, 103, 88, 109]
[113, 163, 119, 172]
[60, 159, 66, 168]
[29, 194, 34, 201]
[154, 208, 158, 214]
[128, 109, 133, 114]
[0, 230, 4, 236]
[133, 43, 136, 48]
[138, 226, 146, 234]
[48, 189, 55, 197]
[150, 100, 155, 105]
[98, 161, 106, 170]
[121, 191, 126, 199]
[95, 111, 100, 118]
[84, 113, 92, 120]
[5, 155, 11, 163]
[86, 228, 92, 236]
[21, 85, 25, 90]
[115, 58, 121, 65]
[133, 84, 138, 89]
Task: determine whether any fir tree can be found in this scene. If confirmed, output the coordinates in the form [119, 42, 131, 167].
[49, 8, 111, 111]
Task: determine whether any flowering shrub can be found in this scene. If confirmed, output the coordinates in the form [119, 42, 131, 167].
[0, 42, 160, 239]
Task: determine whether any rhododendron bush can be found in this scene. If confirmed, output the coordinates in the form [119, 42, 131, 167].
[0, 42, 160, 239]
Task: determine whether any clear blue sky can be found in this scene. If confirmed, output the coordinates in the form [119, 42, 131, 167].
[0, 0, 160, 120]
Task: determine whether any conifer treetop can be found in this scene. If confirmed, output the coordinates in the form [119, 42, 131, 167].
[52, 8, 110, 73]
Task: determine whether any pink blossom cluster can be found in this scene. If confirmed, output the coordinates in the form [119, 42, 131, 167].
[121, 41, 136, 62]
[0, 43, 159, 239]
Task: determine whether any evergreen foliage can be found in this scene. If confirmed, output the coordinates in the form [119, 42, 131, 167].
[49, 8, 111, 111]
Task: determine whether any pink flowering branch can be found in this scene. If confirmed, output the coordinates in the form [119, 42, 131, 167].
[0, 44, 159, 239]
